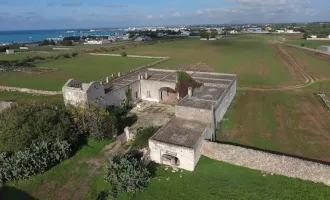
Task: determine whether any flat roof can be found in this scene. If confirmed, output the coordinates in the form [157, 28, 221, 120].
[150, 117, 208, 148]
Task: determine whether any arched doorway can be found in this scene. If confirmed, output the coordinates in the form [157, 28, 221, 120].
[159, 87, 176, 104]
[162, 154, 180, 167]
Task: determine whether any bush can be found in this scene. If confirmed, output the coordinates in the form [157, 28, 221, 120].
[0, 102, 80, 152]
[71, 52, 78, 57]
[68, 104, 119, 141]
[301, 43, 305, 47]
[63, 53, 71, 58]
[104, 154, 151, 196]
[120, 52, 127, 57]
[0, 140, 71, 184]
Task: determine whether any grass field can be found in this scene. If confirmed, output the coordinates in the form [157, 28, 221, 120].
[0, 52, 55, 61]
[0, 55, 157, 90]
[218, 90, 330, 162]
[113, 35, 298, 88]
[280, 34, 330, 49]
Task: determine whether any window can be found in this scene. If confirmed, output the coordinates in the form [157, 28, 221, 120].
[135, 92, 138, 99]
[147, 91, 151, 98]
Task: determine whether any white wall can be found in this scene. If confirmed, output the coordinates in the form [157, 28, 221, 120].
[140, 80, 176, 102]
[62, 87, 87, 107]
[149, 140, 196, 171]
[105, 81, 140, 106]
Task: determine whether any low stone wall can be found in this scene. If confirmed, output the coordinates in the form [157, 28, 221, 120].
[316, 93, 330, 110]
[306, 38, 330, 41]
[277, 41, 330, 55]
[202, 140, 330, 186]
[0, 86, 62, 96]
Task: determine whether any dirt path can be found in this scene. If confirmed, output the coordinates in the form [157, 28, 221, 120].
[0, 86, 61, 95]
[238, 42, 316, 91]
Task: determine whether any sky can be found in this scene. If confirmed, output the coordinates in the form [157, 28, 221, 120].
[0, 0, 330, 30]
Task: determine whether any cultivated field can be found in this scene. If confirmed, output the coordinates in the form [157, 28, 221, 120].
[218, 91, 330, 162]
[114, 35, 300, 88]
[0, 55, 157, 90]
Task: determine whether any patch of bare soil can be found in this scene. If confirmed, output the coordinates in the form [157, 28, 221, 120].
[304, 50, 330, 64]
[13, 67, 59, 74]
[274, 103, 291, 146]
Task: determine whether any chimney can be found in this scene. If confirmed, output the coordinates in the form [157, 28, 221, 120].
[188, 87, 193, 97]
[144, 72, 148, 79]
[118, 72, 121, 77]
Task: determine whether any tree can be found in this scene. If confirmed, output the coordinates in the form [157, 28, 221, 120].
[104, 153, 151, 197]
[60, 40, 73, 46]
[0, 102, 80, 152]
[68, 103, 118, 141]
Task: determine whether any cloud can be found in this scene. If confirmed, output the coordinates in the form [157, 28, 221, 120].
[62, 0, 81, 7]
[196, 10, 204, 16]
[104, 2, 129, 8]
[147, 15, 153, 19]
[172, 12, 180, 17]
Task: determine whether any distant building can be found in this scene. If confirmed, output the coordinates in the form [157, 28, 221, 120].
[20, 47, 29, 50]
[84, 40, 111, 45]
[310, 35, 317, 38]
[6, 49, 14, 54]
[247, 28, 262, 33]
[181, 31, 190, 36]
[134, 36, 152, 42]
[276, 30, 285, 33]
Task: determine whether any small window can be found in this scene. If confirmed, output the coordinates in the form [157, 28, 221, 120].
[147, 91, 151, 97]
[135, 92, 138, 99]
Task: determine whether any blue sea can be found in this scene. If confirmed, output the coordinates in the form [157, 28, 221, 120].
[0, 29, 125, 44]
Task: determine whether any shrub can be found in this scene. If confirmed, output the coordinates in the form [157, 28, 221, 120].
[0, 140, 71, 184]
[301, 43, 305, 47]
[68, 104, 119, 141]
[0, 102, 80, 152]
[104, 154, 151, 196]
[120, 52, 127, 57]
[71, 52, 78, 57]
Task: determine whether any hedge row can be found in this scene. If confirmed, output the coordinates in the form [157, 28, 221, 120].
[0, 140, 71, 184]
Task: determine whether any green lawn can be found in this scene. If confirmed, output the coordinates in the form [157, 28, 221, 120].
[0, 55, 158, 91]
[112, 35, 296, 88]
[117, 156, 330, 200]
[218, 91, 330, 162]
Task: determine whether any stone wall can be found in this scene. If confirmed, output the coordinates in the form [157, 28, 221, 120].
[202, 140, 330, 186]
[278, 41, 330, 55]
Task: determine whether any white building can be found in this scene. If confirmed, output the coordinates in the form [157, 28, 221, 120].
[134, 36, 152, 42]
[6, 49, 14, 54]
[84, 40, 111, 45]
[20, 47, 29, 50]
[181, 31, 190, 36]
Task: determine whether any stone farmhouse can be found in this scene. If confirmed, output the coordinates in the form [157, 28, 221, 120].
[62, 68, 237, 171]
